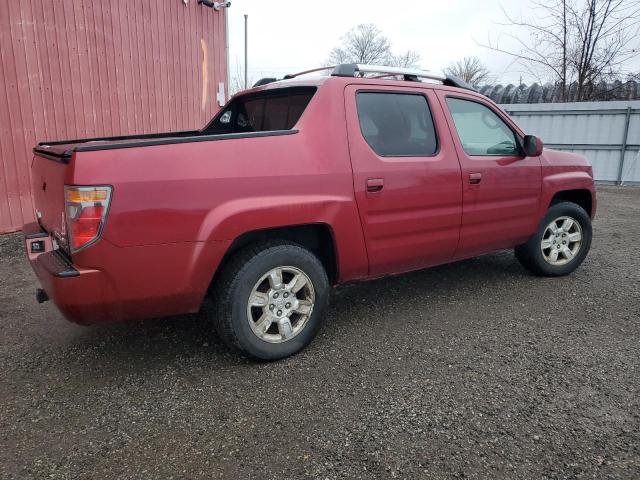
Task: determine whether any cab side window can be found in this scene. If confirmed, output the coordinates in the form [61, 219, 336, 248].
[446, 98, 520, 156]
[356, 92, 438, 156]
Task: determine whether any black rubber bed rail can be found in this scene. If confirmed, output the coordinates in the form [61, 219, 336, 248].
[33, 146, 74, 161]
[37, 129, 200, 147]
[33, 129, 298, 163]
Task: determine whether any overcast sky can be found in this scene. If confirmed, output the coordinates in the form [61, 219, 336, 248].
[226, 0, 639, 88]
[226, 0, 540, 87]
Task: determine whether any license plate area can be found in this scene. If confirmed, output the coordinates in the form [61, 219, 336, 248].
[23, 222, 54, 262]
[30, 240, 45, 253]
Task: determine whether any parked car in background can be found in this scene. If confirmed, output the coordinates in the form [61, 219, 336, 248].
[24, 64, 596, 360]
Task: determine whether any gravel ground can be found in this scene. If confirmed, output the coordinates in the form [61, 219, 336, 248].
[1, 186, 639, 480]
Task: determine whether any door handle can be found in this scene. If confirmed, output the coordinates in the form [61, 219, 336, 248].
[469, 173, 482, 185]
[366, 178, 384, 193]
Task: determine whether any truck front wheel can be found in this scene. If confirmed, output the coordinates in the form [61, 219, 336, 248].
[212, 241, 330, 360]
[515, 201, 592, 277]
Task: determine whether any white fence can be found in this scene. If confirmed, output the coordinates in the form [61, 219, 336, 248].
[502, 101, 640, 184]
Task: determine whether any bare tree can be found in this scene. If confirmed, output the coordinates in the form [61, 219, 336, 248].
[327, 24, 425, 70]
[388, 50, 422, 68]
[443, 56, 492, 85]
[328, 24, 392, 65]
[482, 0, 640, 101]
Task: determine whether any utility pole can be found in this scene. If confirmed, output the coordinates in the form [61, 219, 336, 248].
[244, 14, 248, 89]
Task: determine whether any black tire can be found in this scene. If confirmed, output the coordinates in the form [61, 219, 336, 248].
[211, 240, 330, 360]
[515, 201, 592, 277]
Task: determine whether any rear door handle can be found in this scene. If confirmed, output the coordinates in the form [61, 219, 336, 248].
[366, 178, 384, 193]
[469, 173, 482, 185]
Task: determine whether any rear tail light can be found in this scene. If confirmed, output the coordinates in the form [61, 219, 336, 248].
[64, 186, 112, 252]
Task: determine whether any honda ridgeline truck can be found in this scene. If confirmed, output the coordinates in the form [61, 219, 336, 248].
[24, 64, 596, 360]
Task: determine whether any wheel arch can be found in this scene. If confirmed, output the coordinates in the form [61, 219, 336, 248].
[549, 189, 593, 217]
[540, 171, 596, 220]
[208, 223, 340, 293]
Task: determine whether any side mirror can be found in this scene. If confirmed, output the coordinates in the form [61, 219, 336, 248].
[523, 135, 544, 157]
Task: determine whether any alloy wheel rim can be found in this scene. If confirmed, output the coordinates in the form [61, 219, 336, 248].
[540, 216, 583, 266]
[246, 266, 315, 344]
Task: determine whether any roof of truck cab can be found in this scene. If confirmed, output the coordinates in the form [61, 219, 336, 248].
[246, 74, 481, 98]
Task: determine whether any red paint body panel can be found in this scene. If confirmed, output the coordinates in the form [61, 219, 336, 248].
[344, 85, 463, 275]
[434, 90, 543, 258]
[24, 76, 596, 325]
[26, 236, 230, 324]
[538, 151, 597, 219]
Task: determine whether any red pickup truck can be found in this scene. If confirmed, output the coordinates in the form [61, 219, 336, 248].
[24, 64, 595, 360]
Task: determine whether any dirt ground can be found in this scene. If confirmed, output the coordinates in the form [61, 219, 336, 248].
[1, 186, 639, 479]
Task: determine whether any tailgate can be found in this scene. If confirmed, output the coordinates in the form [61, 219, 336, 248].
[31, 152, 69, 250]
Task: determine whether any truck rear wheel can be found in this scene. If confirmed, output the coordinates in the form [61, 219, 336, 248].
[515, 201, 592, 277]
[212, 241, 330, 360]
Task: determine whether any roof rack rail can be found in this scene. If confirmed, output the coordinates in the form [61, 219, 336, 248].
[283, 66, 335, 79]
[251, 65, 477, 92]
[252, 66, 336, 87]
[330, 63, 476, 91]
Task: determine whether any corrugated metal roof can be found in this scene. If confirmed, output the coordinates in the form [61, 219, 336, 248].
[0, 0, 227, 234]
[481, 81, 640, 104]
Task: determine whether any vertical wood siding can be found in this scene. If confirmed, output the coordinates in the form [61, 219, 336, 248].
[0, 0, 227, 233]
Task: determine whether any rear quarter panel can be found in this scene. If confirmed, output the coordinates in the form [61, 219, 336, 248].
[70, 81, 368, 299]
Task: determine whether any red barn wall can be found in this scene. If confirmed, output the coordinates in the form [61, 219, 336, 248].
[0, 0, 228, 233]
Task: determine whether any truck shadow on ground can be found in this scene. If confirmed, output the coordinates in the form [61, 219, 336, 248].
[55, 250, 533, 375]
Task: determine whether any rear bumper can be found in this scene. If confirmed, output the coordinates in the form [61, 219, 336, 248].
[24, 222, 118, 325]
[24, 222, 230, 325]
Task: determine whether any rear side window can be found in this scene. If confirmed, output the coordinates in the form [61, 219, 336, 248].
[355, 92, 438, 156]
[445, 97, 520, 156]
[203, 87, 316, 134]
